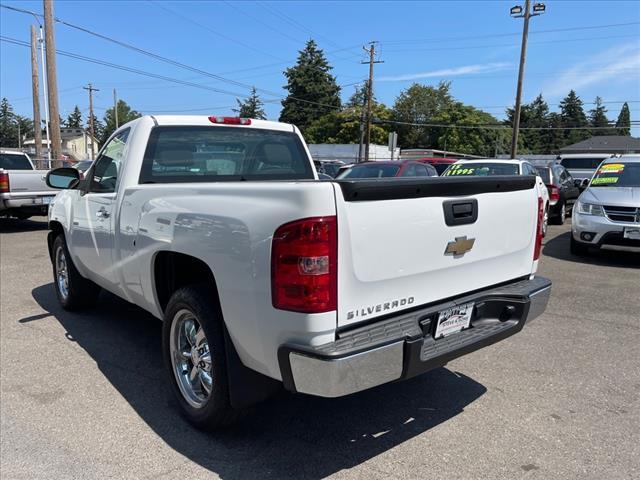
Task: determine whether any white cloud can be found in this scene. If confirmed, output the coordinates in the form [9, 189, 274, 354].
[543, 43, 640, 98]
[378, 62, 512, 82]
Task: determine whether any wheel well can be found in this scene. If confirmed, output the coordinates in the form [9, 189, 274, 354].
[153, 251, 218, 313]
[47, 221, 64, 262]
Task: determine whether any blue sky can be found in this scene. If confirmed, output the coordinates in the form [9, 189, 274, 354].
[1, 0, 639, 136]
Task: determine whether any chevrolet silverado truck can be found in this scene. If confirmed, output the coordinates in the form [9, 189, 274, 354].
[1, 150, 56, 219]
[45, 115, 551, 429]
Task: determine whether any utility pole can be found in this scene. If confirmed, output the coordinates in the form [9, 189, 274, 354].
[361, 42, 383, 162]
[44, 0, 62, 167]
[84, 84, 99, 160]
[30, 25, 43, 163]
[509, 1, 546, 159]
[113, 89, 119, 129]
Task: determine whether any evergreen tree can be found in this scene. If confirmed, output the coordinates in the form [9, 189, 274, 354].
[86, 113, 104, 146]
[100, 99, 141, 144]
[559, 90, 590, 145]
[65, 106, 83, 128]
[279, 40, 341, 132]
[0, 98, 18, 148]
[234, 87, 266, 119]
[588, 97, 611, 136]
[615, 102, 631, 136]
[505, 94, 550, 153]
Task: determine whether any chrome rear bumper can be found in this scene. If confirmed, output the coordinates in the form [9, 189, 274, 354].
[279, 276, 551, 398]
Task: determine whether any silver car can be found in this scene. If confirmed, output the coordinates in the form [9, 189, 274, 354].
[571, 155, 640, 255]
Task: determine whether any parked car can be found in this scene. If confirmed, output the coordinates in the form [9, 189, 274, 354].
[335, 160, 438, 179]
[413, 157, 459, 175]
[0, 150, 56, 220]
[570, 155, 640, 255]
[313, 159, 344, 178]
[45, 115, 550, 429]
[558, 153, 613, 183]
[443, 159, 551, 235]
[535, 164, 580, 225]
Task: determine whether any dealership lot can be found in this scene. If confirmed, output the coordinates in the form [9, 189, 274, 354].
[1, 217, 638, 479]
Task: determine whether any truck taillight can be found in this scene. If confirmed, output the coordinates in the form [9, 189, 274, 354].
[271, 216, 337, 313]
[534, 196, 544, 261]
[548, 185, 560, 202]
[0, 171, 9, 193]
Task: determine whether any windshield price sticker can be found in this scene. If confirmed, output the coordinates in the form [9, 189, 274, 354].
[591, 177, 619, 185]
[598, 163, 625, 174]
[445, 164, 475, 176]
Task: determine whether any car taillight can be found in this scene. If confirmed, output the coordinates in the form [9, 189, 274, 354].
[548, 185, 560, 202]
[0, 171, 9, 193]
[208, 116, 252, 125]
[534, 196, 544, 260]
[271, 216, 337, 313]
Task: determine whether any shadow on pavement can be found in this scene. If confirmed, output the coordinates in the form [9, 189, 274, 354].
[28, 283, 486, 479]
[0, 216, 49, 233]
[543, 231, 640, 268]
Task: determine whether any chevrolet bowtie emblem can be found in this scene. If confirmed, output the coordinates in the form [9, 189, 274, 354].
[445, 236, 476, 257]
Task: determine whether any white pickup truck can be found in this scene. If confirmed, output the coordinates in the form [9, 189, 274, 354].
[1, 150, 56, 219]
[45, 115, 551, 429]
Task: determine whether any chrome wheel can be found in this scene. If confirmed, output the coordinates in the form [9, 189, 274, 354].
[169, 309, 213, 409]
[55, 245, 69, 301]
[560, 203, 566, 220]
[542, 208, 548, 237]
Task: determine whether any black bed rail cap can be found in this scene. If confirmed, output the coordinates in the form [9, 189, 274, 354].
[334, 175, 536, 202]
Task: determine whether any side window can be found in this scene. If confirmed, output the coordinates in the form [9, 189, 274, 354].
[90, 129, 130, 193]
[401, 164, 418, 177]
[414, 164, 429, 176]
[524, 163, 535, 175]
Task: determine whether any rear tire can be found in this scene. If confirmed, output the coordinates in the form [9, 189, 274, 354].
[551, 202, 566, 225]
[162, 284, 239, 430]
[570, 235, 589, 256]
[51, 234, 101, 310]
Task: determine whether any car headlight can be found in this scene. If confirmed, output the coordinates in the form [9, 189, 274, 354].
[577, 201, 604, 216]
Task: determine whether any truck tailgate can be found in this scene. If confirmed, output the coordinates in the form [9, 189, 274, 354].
[334, 176, 538, 328]
[5, 169, 55, 195]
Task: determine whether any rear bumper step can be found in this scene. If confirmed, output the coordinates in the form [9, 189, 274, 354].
[278, 276, 551, 397]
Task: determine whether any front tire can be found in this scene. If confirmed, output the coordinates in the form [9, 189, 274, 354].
[51, 235, 101, 310]
[570, 235, 589, 256]
[162, 285, 238, 430]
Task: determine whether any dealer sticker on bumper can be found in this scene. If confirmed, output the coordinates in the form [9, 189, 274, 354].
[435, 302, 474, 339]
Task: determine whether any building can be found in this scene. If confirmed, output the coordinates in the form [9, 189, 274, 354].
[307, 143, 400, 163]
[559, 135, 640, 155]
[23, 127, 99, 163]
[400, 148, 483, 160]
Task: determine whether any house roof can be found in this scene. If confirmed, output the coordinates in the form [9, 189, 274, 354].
[559, 135, 640, 153]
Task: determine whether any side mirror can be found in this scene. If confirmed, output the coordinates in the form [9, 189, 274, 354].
[46, 167, 80, 189]
[580, 178, 590, 188]
[573, 179, 582, 187]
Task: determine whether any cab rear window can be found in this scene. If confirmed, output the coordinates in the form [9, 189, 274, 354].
[139, 126, 313, 183]
[0, 153, 32, 170]
[443, 163, 519, 176]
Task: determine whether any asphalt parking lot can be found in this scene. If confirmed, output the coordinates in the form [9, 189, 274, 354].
[1, 216, 639, 479]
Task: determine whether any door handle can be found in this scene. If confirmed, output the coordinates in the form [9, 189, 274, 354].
[96, 207, 110, 219]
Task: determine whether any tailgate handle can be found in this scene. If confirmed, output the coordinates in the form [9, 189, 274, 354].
[443, 199, 478, 226]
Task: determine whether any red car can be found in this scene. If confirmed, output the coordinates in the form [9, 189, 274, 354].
[336, 160, 438, 179]
[413, 157, 459, 176]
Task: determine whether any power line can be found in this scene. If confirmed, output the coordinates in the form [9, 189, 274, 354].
[383, 33, 640, 53]
[376, 119, 639, 130]
[0, 35, 345, 112]
[380, 21, 640, 45]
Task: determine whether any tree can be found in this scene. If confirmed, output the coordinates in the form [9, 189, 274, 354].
[65, 106, 83, 128]
[615, 102, 631, 136]
[100, 99, 141, 144]
[391, 82, 453, 148]
[588, 97, 611, 136]
[234, 87, 266, 119]
[279, 40, 341, 133]
[86, 113, 104, 146]
[433, 102, 498, 157]
[505, 94, 550, 154]
[559, 90, 590, 145]
[0, 98, 18, 148]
